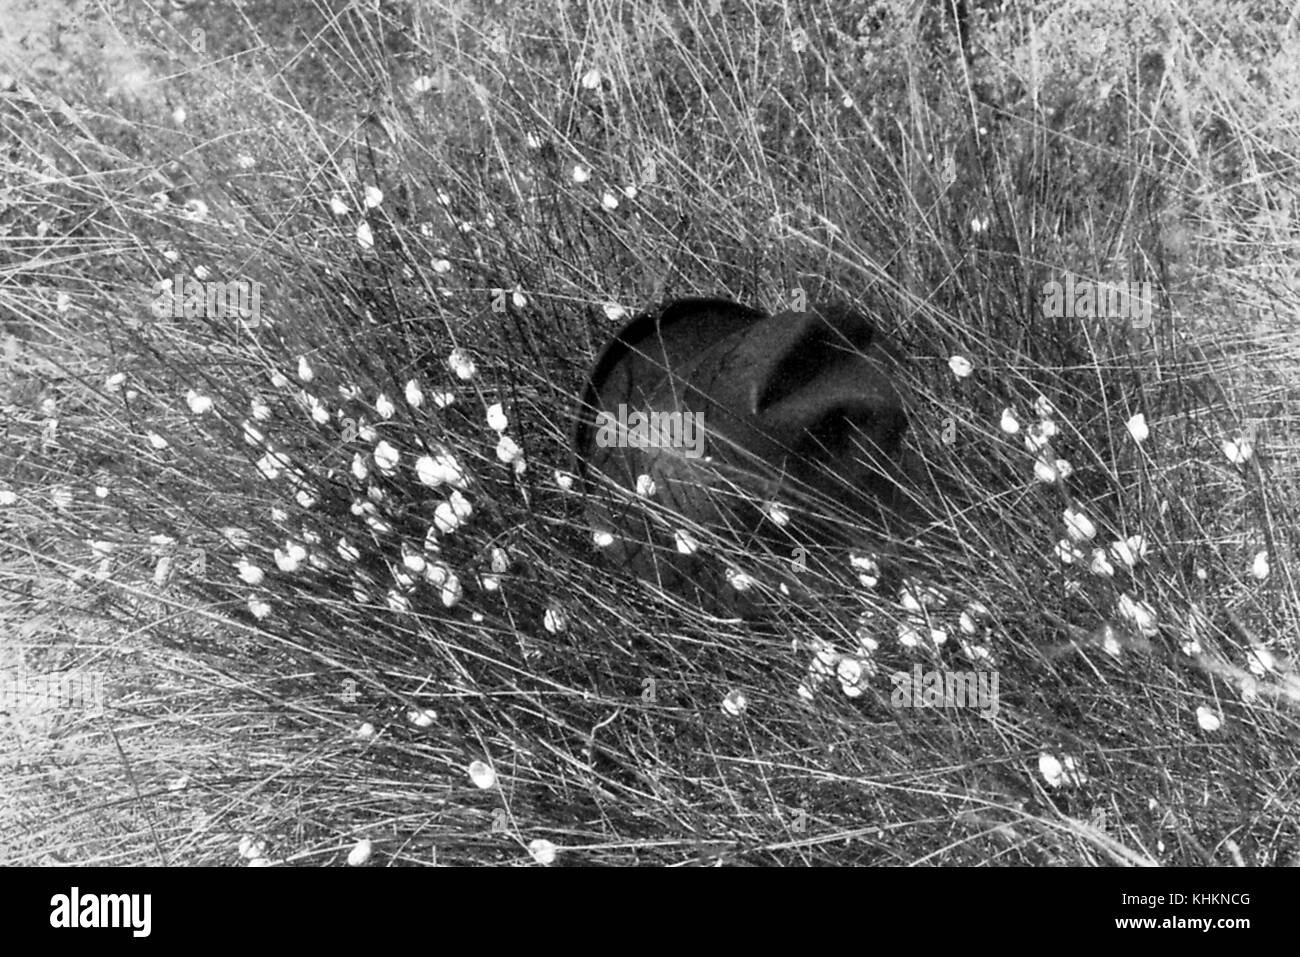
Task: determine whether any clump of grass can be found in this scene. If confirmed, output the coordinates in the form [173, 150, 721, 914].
[2, 0, 1298, 865]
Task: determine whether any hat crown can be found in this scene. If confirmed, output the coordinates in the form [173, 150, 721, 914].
[574, 297, 908, 596]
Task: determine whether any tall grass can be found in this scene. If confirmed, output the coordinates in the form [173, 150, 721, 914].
[2, 0, 1298, 865]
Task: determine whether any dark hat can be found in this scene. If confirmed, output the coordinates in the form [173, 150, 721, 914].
[573, 297, 908, 595]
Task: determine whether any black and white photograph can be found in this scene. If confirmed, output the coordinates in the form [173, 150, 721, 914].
[0, 0, 1289, 929]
